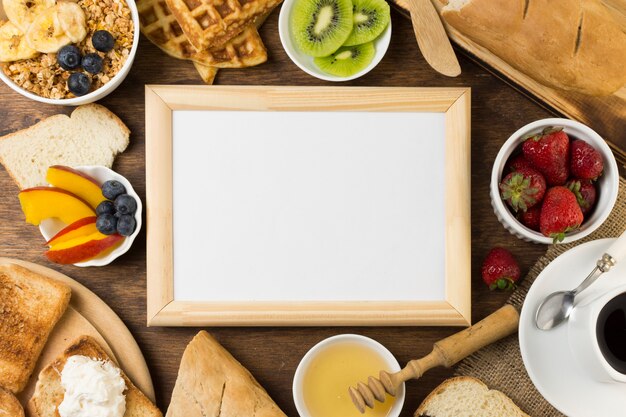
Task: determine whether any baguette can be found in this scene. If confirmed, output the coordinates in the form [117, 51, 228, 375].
[415, 376, 530, 417]
[29, 336, 162, 417]
[0, 263, 71, 394]
[442, 0, 626, 96]
[166, 331, 287, 417]
[0, 387, 24, 417]
[0, 104, 130, 189]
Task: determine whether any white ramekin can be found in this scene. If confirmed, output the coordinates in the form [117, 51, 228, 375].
[39, 165, 142, 267]
[490, 118, 619, 244]
[278, 0, 391, 82]
[293, 334, 405, 417]
[0, 0, 140, 105]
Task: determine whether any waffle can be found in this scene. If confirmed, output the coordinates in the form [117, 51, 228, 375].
[164, 0, 281, 50]
[193, 62, 218, 83]
[138, 0, 267, 67]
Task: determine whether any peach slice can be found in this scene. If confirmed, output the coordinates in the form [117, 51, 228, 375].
[46, 232, 124, 264]
[19, 187, 96, 226]
[46, 166, 106, 209]
[46, 216, 98, 246]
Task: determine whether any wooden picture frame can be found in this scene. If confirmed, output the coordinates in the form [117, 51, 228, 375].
[146, 85, 471, 327]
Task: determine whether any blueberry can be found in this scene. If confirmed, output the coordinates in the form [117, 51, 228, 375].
[101, 180, 126, 200]
[92, 30, 115, 52]
[114, 194, 137, 215]
[116, 214, 136, 236]
[57, 45, 82, 70]
[96, 214, 117, 235]
[67, 72, 91, 96]
[82, 53, 103, 74]
[96, 200, 115, 216]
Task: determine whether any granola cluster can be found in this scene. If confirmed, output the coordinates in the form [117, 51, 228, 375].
[1, 0, 134, 99]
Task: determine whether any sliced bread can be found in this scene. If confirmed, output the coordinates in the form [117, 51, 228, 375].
[166, 331, 287, 417]
[0, 263, 71, 394]
[0, 104, 130, 189]
[0, 387, 24, 417]
[29, 335, 162, 417]
[415, 376, 530, 417]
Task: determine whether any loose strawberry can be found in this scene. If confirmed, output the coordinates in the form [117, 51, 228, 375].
[507, 154, 534, 172]
[519, 205, 541, 231]
[499, 166, 546, 212]
[522, 126, 570, 186]
[481, 247, 521, 290]
[570, 139, 603, 180]
[540, 186, 584, 243]
[567, 179, 597, 215]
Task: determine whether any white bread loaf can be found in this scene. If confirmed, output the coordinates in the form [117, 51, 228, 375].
[442, 0, 626, 96]
[415, 376, 530, 417]
[0, 104, 130, 189]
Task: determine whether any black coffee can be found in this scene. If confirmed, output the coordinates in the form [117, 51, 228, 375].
[596, 292, 626, 374]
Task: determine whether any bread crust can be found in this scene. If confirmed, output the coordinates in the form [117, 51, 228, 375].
[0, 263, 71, 394]
[0, 387, 25, 417]
[442, 0, 626, 96]
[0, 104, 130, 189]
[415, 376, 530, 417]
[28, 335, 162, 417]
[166, 331, 287, 417]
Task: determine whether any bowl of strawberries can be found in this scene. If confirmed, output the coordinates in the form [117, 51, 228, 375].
[491, 118, 619, 244]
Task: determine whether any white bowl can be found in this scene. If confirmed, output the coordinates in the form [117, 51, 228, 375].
[293, 334, 405, 417]
[0, 0, 140, 105]
[39, 166, 142, 267]
[278, 0, 391, 82]
[490, 118, 619, 244]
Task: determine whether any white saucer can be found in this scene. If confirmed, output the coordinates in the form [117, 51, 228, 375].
[520, 238, 626, 417]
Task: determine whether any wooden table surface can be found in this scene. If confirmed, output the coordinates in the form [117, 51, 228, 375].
[0, 6, 595, 417]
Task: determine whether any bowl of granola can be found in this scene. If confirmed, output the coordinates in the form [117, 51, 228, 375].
[0, 0, 138, 104]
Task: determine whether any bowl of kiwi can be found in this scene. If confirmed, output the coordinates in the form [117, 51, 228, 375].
[278, 0, 392, 81]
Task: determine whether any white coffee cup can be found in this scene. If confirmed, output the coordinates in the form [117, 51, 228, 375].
[568, 284, 626, 383]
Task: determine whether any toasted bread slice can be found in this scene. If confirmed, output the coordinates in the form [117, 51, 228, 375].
[166, 331, 286, 417]
[0, 263, 71, 394]
[29, 336, 162, 417]
[415, 376, 530, 417]
[0, 387, 24, 417]
[0, 104, 130, 189]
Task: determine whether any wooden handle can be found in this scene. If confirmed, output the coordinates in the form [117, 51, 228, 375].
[390, 304, 520, 386]
[405, 0, 461, 77]
[434, 304, 520, 367]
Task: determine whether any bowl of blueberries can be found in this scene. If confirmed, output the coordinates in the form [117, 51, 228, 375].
[39, 165, 142, 267]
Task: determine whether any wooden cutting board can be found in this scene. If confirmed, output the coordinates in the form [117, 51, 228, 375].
[391, 0, 626, 163]
[0, 258, 155, 410]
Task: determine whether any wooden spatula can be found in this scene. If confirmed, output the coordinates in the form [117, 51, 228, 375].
[405, 0, 461, 77]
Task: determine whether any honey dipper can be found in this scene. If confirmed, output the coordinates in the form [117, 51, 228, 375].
[349, 305, 520, 412]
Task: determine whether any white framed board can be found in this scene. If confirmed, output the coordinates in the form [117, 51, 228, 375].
[145, 85, 471, 326]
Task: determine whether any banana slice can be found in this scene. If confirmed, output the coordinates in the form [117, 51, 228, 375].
[2, 0, 55, 32]
[0, 20, 39, 61]
[57, 2, 87, 43]
[25, 6, 71, 53]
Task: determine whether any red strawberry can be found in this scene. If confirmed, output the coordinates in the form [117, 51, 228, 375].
[540, 186, 584, 242]
[507, 154, 534, 172]
[499, 167, 546, 212]
[567, 179, 597, 215]
[519, 205, 541, 231]
[570, 139, 604, 180]
[522, 126, 570, 186]
[481, 247, 521, 290]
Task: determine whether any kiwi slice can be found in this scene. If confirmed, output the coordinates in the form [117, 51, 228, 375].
[290, 0, 353, 57]
[313, 42, 375, 77]
[343, 0, 390, 46]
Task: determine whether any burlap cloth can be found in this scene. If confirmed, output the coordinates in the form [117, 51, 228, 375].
[454, 177, 626, 417]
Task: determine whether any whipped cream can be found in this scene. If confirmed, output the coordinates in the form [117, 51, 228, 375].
[58, 355, 126, 417]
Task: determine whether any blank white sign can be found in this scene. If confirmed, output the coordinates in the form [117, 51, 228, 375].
[172, 111, 446, 302]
